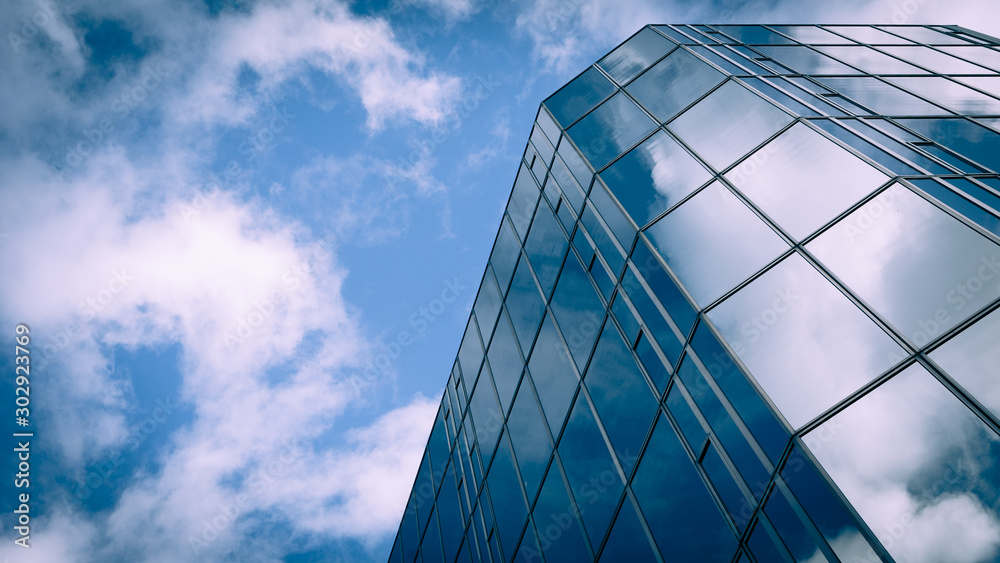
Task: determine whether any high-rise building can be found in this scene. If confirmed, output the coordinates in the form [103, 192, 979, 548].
[387, 24, 1000, 563]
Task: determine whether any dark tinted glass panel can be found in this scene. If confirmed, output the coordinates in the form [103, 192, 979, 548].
[487, 436, 529, 560]
[815, 77, 948, 116]
[469, 375, 503, 460]
[627, 48, 727, 123]
[611, 292, 641, 346]
[824, 26, 914, 44]
[420, 506, 444, 563]
[581, 205, 625, 276]
[599, 27, 676, 85]
[537, 107, 561, 147]
[549, 253, 605, 368]
[532, 464, 592, 561]
[558, 139, 594, 197]
[492, 219, 522, 292]
[530, 125, 555, 171]
[588, 179, 636, 251]
[401, 502, 421, 563]
[716, 25, 796, 44]
[549, 153, 586, 214]
[634, 330, 670, 393]
[437, 465, 465, 563]
[567, 92, 657, 170]
[620, 267, 683, 370]
[896, 118, 1000, 174]
[558, 393, 624, 548]
[747, 519, 787, 563]
[755, 45, 862, 74]
[528, 314, 580, 436]
[666, 384, 705, 451]
[513, 521, 542, 563]
[702, 442, 753, 532]
[524, 202, 568, 298]
[584, 324, 658, 474]
[770, 25, 855, 44]
[506, 258, 546, 352]
[543, 66, 616, 128]
[487, 310, 524, 414]
[632, 237, 697, 334]
[632, 413, 737, 561]
[508, 164, 540, 241]
[473, 269, 503, 347]
[507, 382, 552, 503]
[598, 495, 659, 562]
[764, 485, 829, 562]
[458, 321, 484, 394]
[888, 76, 1000, 115]
[428, 410, 451, 489]
[599, 130, 712, 228]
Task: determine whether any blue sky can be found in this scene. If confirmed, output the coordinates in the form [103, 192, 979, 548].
[0, 0, 998, 561]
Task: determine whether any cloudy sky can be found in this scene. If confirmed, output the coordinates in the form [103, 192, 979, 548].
[1, 0, 998, 561]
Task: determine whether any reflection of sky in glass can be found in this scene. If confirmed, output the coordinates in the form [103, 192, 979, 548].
[626, 48, 726, 123]
[599, 130, 712, 228]
[816, 77, 949, 115]
[769, 25, 855, 44]
[645, 182, 788, 306]
[708, 253, 904, 429]
[931, 306, 1000, 420]
[938, 46, 1000, 72]
[566, 92, 656, 170]
[887, 76, 1000, 115]
[598, 27, 675, 85]
[754, 45, 861, 74]
[726, 122, 889, 240]
[807, 184, 1000, 348]
[879, 46, 990, 74]
[669, 80, 792, 171]
[542, 66, 615, 128]
[816, 45, 927, 74]
[823, 26, 914, 44]
[807, 364, 1000, 563]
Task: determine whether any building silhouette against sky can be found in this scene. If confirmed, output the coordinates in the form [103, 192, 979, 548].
[388, 24, 1000, 563]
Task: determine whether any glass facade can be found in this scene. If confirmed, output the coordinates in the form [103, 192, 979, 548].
[388, 24, 1000, 563]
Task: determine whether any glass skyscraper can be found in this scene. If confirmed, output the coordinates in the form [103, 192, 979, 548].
[388, 24, 1000, 563]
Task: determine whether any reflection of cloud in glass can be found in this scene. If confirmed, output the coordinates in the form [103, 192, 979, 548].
[645, 182, 787, 306]
[887, 76, 1000, 115]
[931, 306, 1000, 420]
[708, 253, 903, 428]
[726, 122, 889, 240]
[807, 183, 1000, 348]
[806, 364, 1000, 563]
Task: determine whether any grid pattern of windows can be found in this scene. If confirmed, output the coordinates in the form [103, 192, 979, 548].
[388, 25, 1000, 563]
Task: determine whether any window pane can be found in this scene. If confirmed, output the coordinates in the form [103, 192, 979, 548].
[507, 381, 552, 503]
[458, 319, 484, 384]
[632, 413, 738, 561]
[420, 506, 444, 562]
[807, 364, 1000, 563]
[620, 266, 683, 370]
[599, 130, 712, 229]
[886, 25, 970, 45]
[524, 202, 568, 298]
[880, 45, 990, 74]
[491, 219, 522, 293]
[584, 324, 658, 474]
[716, 25, 796, 44]
[567, 92, 656, 170]
[755, 45, 862, 74]
[588, 178, 636, 250]
[487, 435, 529, 560]
[549, 253, 605, 369]
[632, 237, 698, 334]
[531, 464, 591, 561]
[931, 306, 1000, 420]
[600, 495, 658, 561]
[557, 393, 624, 547]
[938, 46, 1000, 72]
[824, 26, 914, 44]
[815, 77, 949, 116]
[528, 313, 580, 436]
[763, 486, 830, 562]
[896, 118, 1000, 175]
[666, 384, 705, 451]
[469, 373, 503, 458]
[814, 45, 927, 73]
[506, 258, 546, 352]
[807, 183, 1000, 347]
[770, 25, 856, 44]
[473, 268, 502, 345]
[670, 80, 793, 172]
[599, 27, 676, 84]
[626, 48, 726, 123]
[887, 76, 1000, 115]
[543, 66, 616, 128]
[727, 122, 889, 240]
[708, 253, 905, 428]
[487, 310, 524, 414]
[646, 182, 789, 307]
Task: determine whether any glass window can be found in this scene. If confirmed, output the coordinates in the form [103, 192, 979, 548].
[670, 81, 793, 172]
[626, 48, 727, 123]
[715, 25, 796, 44]
[530, 125, 555, 170]
[531, 464, 591, 561]
[815, 77, 949, 116]
[770, 25, 856, 44]
[548, 153, 586, 214]
[558, 139, 594, 198]
[957, 76, 1000, 101]
[747, 519, 789, 562]
[809, 119, 921, 175]
[506, 258, 546, 352]
[813, 45, 927, 73]
[508, 164, 540, 242]
[652, 25, 700, 45]
[701, 442, 753, 532]
[523, 201, 567, 298]
[580, 204, 625, 276]
[807, 183, 1000, 348]
[645, 182, 789, 307]
[599, 130, 712, 229]
[634, 330, 670, 394]
[666, 383, 706, 451]
[688, 45, 751, 74]
[886, 76, 1000, 115]
[584, 324, 658, 474]
[938, 46, 1000, 72]
[896, 118, 1000, 175]
[536, 107, 561, 147]
[599, 27, 676, 85]
[473, 270, 502, 352]
[528, 313, 580, 436]
[549, 253, 605, 369]
[437, 465, 465, 563]
[600, 495, 659, 561]
[557, 393, 624, 547]
[807, 364, 1000, 563]
[506, 382, 552, 504]
[543, 66, 616, 128]
[487, 435, 529, 560]
[909, 178, 1000, 237]
[469, 372, 503, 459]
[429, 409, 451, 488]
[632, 413, 738, 561]
[879, 45, 990, 74]
[885, 25, 970, 45]
[567, 92, 656, 171]
[487, 310, 524, 414]
[824, 26, 914, 44]
[620, 266, 683, 371]
[708, 253, 905, 429]
[491, 219, 521, 293]
[588, 179, 636, 251]
[763, 486, 831, 562]
[400, 499, 421, 563]
[458, 319, 484, 385]
[837, 118, 953, 174]
[741, 77, 826, 117]
[726, 122, 890, 240]
[754, 45, 863, 74]
[420, 506, 445, 562]
[931, 306, 1000, 420]
[611, 292, 641, 345]
[632, 237, 698, 334]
